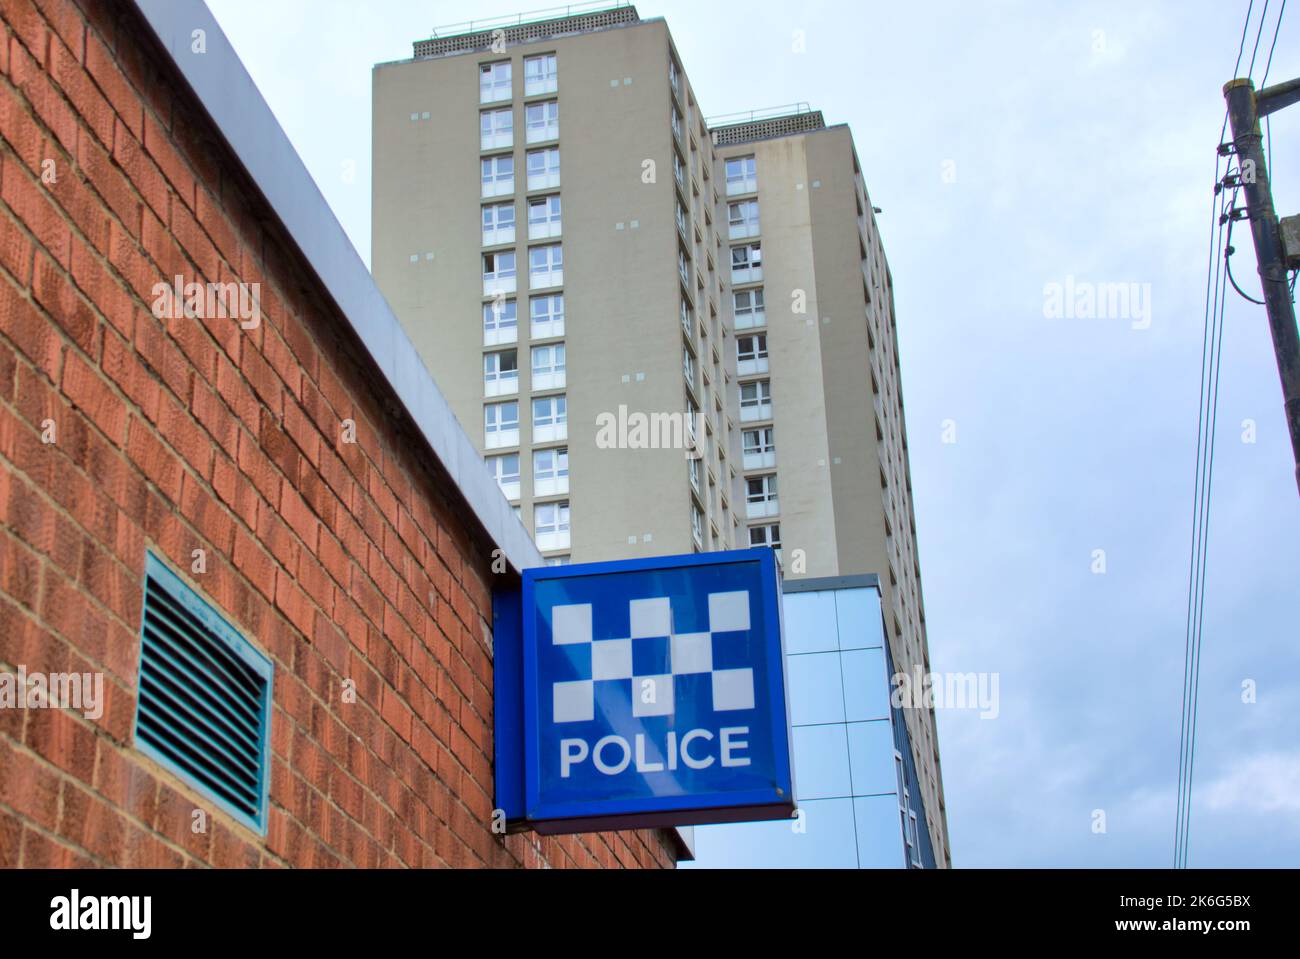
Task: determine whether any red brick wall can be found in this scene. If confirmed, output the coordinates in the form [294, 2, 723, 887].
[0, 0, 676, 869]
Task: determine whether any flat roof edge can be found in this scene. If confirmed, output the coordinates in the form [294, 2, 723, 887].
[412, 4, 640, 60]
[783, 574, 881, 593]
[375, 14, 664, 69]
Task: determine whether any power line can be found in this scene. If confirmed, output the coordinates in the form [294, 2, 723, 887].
[1261, 0, 1286, 84]
[1247, 0, 1271, 79]
[1183, 181, 1233, 870]
[1175, 170, 1232, 869]
[1261, 0, 1288, 170]
[1174, 0, 1260, 871]
[1217, 0, 1255, 149]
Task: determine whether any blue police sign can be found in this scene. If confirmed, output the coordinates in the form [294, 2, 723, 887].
[495, 549, 794, 834]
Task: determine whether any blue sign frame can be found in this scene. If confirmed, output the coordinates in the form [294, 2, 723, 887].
[498, 548, 794, 834]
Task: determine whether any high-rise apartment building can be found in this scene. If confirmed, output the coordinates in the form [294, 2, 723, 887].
[710, 111, 949, 863]
[374, 4, 741, 570]
[372, 2, 949, 866]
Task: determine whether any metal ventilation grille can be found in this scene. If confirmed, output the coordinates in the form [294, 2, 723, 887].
[135, 554, 273, 834]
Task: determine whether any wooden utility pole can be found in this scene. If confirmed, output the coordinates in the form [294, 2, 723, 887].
[1223, 76, 1300, 499]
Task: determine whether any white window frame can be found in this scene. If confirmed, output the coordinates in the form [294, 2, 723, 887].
[728, 199, 760, 239]
[671, 106, 683, 141]
[480, 108, 513, 150]
[488, 453, 521, 500]
[725, 155, 757, 196]
[678, 248, 690, 288]
[524, 53, 557, 96]
[484, 349, 519, 397]
[532, 395, 568, 443]
[484, 400, 519, 450]
[743, 426, 776, 470]
[673, 150, 685, 188]
[731, 242, 763, 284]
[526, 148, 561, 190]
[482, 250, 517, 296]
[479, 61, 511, 104]
[528, 195, 562, 240]
[683, 346, 696, 389]
[483, 298, 518, 346]
[734, 287, 766, 329]
[531, 343, 566, 391]
[481, 154, 514, 198]
[533, 446, 569, 497]
[909, 810, 922, 867]
[749, 522, 780, 551]
[525, 100, 559, 143]
[534, 500, 571, 551]
[740, 379, 772, 422]
[745, 473, 778, 519]
[529, 244, 564, 289]
[737, 333, 769, 375]
[482, 201, 516, 247]
[680, 299, 693, 337]
[691, 504, 703, 546]
[898, 761, 918, 868]
[531, 294, 565, 339]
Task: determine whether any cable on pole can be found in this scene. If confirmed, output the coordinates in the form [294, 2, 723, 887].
[1225, 212, 1268, 305]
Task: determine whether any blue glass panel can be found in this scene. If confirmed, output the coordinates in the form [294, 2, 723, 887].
[842, 647, 891, 722]
[791, 723, 851, 800]
[834, 587, 884, 650]
[783, 590, 838, 654]
[855, 794, 906, 868]
[680, 797, 859, 869]
[847, 719, 896, 796]
[786, 651, 845, 726]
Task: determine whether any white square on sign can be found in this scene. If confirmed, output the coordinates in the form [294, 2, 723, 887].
[629, 597, 672, 637]
[592, 638, 633, 680]
[712, 668, 754, 711]
[553, 680, 593, 723]
[552, 604, 592, 645]
[671, 632, 712, 675]
[708, 591, 750, 633]
[632, 675, 674, 716]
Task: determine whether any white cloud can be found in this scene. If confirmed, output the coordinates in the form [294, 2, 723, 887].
[1203, 751, 1300, 818]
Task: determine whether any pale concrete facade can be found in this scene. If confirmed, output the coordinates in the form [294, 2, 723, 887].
[713, 115, 949, 863]
[372, 4, 949, 865]
[374, 7, 741, 568]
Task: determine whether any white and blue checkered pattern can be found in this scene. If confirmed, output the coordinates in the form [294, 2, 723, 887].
[549, 592, 755, 724]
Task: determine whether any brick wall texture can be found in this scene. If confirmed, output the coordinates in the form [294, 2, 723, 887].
[0, 0, 677, 869]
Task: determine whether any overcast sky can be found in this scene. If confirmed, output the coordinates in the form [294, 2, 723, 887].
[205, 0, 1300, 867]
